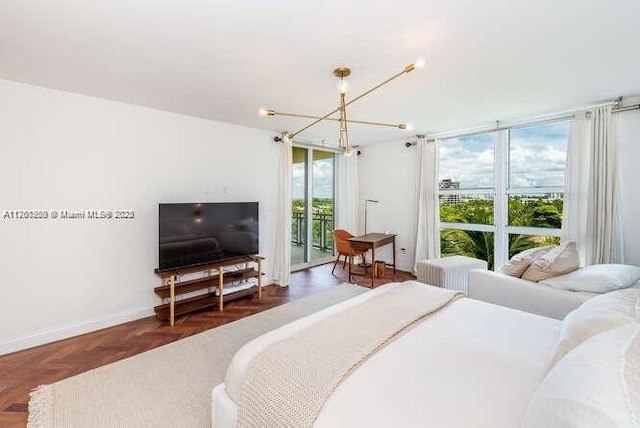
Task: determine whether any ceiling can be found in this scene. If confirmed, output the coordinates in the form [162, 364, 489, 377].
[1, 0, 639, 146]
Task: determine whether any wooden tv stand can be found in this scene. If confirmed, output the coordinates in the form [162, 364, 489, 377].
[153, 255, 263, 326]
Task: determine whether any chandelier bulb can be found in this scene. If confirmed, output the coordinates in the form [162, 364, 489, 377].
[338, 79, 349, 94]
[405, 123, 414, 131]
[259, 108, 268, 116]
[343, 147, 353, 157]
[414, 57, 426, 70]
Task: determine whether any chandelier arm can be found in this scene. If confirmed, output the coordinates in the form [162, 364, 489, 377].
[342, 69, 406, 110]
[288, 107, 340, 139]
[288, 62, 415, 139]
[270, 111, 407, 129]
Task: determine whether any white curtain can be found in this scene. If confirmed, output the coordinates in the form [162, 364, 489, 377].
[272, 139, 292, 286]
[335, 153, 359, 234]
[561, 106, 624, 265]
[586, 106, 623, 264]
[561, 112, 589, 265]
[414, 137, 440, 272]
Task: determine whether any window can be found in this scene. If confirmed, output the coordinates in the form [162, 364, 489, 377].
[439, 132, 495, 190]
[438, 120, 570, 269]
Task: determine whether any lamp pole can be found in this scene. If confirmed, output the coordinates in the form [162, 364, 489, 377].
[364, 199, 380, 235]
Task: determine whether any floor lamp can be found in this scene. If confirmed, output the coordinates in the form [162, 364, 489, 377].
[364, 199, 380, 235]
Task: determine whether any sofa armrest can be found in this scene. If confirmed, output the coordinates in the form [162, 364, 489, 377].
[468, 269, 594, 320]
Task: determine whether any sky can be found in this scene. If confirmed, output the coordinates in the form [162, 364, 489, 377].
[439, 120, 571, 189]
[292, 157, 334, 199]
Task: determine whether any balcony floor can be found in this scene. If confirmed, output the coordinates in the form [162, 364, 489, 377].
[291, 244, 334, 266]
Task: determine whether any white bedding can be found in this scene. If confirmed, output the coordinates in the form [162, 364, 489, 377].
[213, 282, 561, 427]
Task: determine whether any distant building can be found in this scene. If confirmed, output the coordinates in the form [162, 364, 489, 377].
[439, 179, 460, 204]
[439, 179, 460, 191]
[544, 192, 563, 200]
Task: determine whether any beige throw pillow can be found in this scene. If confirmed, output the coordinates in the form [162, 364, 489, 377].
[498, 245, 555, 277]
[521, 241, 580, 282]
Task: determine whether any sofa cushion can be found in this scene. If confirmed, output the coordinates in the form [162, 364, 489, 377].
[467, 269, 594, 320]
[550, 287, 640, 365]
[498, 245, 555, 277]
[521, 241, 580, 282]
[522, 323, 640, 428]
[540, 264, 640, 293]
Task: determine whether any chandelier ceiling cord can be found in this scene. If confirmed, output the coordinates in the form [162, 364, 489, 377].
[260, 58, 425, 155]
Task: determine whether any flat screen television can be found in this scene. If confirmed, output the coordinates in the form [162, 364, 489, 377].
[158, 202, 259, 271]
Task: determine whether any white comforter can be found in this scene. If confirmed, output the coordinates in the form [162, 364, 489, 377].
[213, 282, 561, 427]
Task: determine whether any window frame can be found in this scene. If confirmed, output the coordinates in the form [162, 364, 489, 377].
[437, 119, 569, 269]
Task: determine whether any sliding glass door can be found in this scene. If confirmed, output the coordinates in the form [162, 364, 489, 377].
[291, 147, 335, 269]
[291, 147, 308, 266]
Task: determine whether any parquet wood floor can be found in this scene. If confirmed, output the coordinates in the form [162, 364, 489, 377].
[0, 262, 414, 427]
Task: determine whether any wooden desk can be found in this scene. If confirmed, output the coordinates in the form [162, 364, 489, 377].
[348, 233, 397, 287]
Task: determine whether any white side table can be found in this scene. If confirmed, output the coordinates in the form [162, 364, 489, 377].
[416, 256, 488, 294]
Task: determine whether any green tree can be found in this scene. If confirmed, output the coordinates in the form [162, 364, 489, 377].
[531, 205, 561, 228]
[440, 196, 563, 269]
[291, 198, 335, 251]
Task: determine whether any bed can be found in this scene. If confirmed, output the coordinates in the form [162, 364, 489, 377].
[212, 281, 640, 427]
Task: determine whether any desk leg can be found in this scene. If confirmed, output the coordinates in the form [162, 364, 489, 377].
[371, 246, 376, 288]
[348, 251, 352, 283]
[393, 238, 397, 275]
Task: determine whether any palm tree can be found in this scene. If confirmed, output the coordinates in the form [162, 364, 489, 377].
[440, 229, 472, 257]
[440, 199, 495, 267]
[440, 197, 562, 270]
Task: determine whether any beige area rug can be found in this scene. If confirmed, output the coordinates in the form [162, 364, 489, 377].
[28, 283, 367, 428]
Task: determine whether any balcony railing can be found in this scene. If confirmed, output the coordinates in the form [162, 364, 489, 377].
[292, 211, 334, 252]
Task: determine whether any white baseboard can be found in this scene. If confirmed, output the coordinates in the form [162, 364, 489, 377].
[0, 306, 154, 356]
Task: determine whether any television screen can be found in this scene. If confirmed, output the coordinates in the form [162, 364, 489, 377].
[158, 202, 259, 271]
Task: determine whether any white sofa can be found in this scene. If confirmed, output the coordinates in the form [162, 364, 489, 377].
[468, 269, 598, 320]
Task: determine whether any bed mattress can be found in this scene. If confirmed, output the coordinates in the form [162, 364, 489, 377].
[212, 282, 561, 427]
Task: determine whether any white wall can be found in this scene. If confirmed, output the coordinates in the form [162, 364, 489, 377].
[617, 107, 640, 266]
[359, 108, 640, 274]
[357, 140, 417, 272]
[0, 80, 279, 354]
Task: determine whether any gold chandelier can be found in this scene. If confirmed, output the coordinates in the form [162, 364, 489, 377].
[260, 58, 425, 155]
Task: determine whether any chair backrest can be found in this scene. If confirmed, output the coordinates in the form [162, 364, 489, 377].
[333, 229, 354, 255]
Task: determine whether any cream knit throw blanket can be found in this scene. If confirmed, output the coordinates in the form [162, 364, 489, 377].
[237, 282, 464, 427]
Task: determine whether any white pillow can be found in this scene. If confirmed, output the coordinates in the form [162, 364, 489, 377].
[498, 245, 555, 277]
[550, 288, 640, 366]
[541, 264, 640, 293]
[521, 241, 580, 282]
[522, 323, 640, 428]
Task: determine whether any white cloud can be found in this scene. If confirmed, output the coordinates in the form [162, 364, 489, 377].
[292, 158, 334, 199]
[312, 159, 334, 198]
[439, 122, 570, 189]
[439, 135, 495, 188]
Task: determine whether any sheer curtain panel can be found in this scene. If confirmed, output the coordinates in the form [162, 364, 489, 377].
[586, 106, 624, 264]
[561, 112, 589, 265]
[561, 106, 623, 265]
[414, 137, 440, 272]
[335, 154, 359, 234]
[272, 139, 292, 286]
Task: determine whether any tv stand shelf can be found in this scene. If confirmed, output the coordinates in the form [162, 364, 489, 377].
[153, 255, 263, 325]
